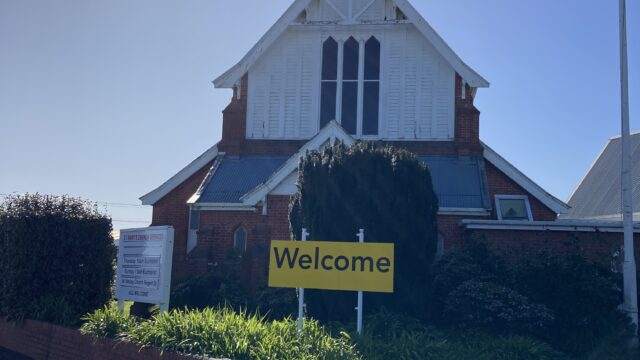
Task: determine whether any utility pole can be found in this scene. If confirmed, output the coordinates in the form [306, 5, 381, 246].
[619, 0, 638, 333]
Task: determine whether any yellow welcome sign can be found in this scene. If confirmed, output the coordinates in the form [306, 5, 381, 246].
[268, 240, 394, 293]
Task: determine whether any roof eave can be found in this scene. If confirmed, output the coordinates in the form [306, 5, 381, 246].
[139, 144, 221, 205]
[240, 121, 355, 205]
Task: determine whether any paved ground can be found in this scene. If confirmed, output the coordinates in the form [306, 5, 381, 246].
[0, 348, 31, 360]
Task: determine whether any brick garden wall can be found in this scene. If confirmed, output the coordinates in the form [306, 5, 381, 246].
[0, 319, 217, 360]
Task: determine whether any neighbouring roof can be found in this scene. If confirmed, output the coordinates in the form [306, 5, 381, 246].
[195, 156, 289, 204]
[420, 156, 489, 209]
[565, 132, 640, 221]
[213, 0, 489, 89]
[140, 144, 219, 205]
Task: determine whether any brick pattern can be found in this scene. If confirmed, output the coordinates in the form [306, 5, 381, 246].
[0, 319, 215, 360]
[454, 74, 482, 155]
[192, 195, 292, 289]
[485, 161, 557, 221]
[466, 228, 640, 267]
[151, 161, 214, 282]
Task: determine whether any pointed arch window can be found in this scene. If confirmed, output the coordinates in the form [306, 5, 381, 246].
[320, 36, 380, 136]
[234, 226, 247, 253]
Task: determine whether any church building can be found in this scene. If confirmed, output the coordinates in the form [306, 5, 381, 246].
[141, 0, 639, 284]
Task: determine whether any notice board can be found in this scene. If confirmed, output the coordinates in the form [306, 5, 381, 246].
[115, 226, 174, 306]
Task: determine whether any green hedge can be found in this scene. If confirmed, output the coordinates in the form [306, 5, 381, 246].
[431, 241, 634, 357]
[0, 194, 116, 326]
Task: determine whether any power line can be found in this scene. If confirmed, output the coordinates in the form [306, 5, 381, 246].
[97, 202, 145, 208]
[0, 194, 145, 208]
[112, 219, 151, 224]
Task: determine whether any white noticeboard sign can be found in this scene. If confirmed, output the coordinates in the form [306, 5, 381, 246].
[115, 226, 174, 311]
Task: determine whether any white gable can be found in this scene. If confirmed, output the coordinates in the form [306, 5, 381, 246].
[214, 0, 488, 89]
[306, 0, 390, 22]
[214, 0, 488, 142]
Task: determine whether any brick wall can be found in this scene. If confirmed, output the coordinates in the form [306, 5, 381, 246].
[0, 319, 215, 360]
[151, 161, 214, 282]
[485, 161, 558, 221]
[192, 195, 292, 289]
[466, 228, 640, 266]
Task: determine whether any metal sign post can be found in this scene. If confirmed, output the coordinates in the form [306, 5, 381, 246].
[298, 228, 309, 332]
[619, 0, 638, 333]
[356, 229, 364, 335]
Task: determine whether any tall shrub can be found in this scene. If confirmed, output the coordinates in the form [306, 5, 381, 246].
[289, 142, 439, 321]
[0, 194, 116, 326]
[513, 252, 632, 355]
[430, 240, 507, 320]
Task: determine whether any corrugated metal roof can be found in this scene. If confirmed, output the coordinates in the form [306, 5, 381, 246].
[197, 156, 289, 204]
[565, 132, 640, 220]
[420, 156, 490, 209]
[197, 154, 490, 209]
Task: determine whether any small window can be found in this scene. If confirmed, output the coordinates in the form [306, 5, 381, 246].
[234, 226, 247, 253]
[495, 195, 533, 221]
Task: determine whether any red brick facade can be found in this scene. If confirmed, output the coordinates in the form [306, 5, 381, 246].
[149, 70, 629, 287]
[150, 161, 214, 282]
[193, 195, 292, 288]
[466, 228, 640, 267]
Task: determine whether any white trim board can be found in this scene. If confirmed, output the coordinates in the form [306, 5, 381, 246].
[482, 142, 570, 215]
[213, 0, 489, 89]
[191, 203, 258, 212]
[495, 194, 533, 222]
[462, 219, 640, 233]
[139, 145, 220, 205]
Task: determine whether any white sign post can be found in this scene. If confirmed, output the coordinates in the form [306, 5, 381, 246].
[115, 226, 174, 313]
[356, 229, 364, 335]
[297, 228, 309, 332]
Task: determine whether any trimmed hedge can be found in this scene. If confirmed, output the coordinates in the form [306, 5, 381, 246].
[0, 194, 116, 326]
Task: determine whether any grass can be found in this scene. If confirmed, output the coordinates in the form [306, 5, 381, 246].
[109, 300, 133, 316]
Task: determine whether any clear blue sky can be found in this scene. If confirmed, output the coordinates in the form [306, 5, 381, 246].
[1, 0, 638, 231]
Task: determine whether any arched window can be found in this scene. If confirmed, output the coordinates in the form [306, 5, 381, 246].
[234, 226, 247, 253]
[436, 233, 445, 258]
[363, 36, 380, 135]
[341, 37, 359, 135]
[319, 36, 381, 136]
[320, 37, 338, 129]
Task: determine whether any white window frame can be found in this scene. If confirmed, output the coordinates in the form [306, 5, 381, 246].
[320, 34, 381, 138]
[187, 208, 200, 254]
[495, 195, 533, 222]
